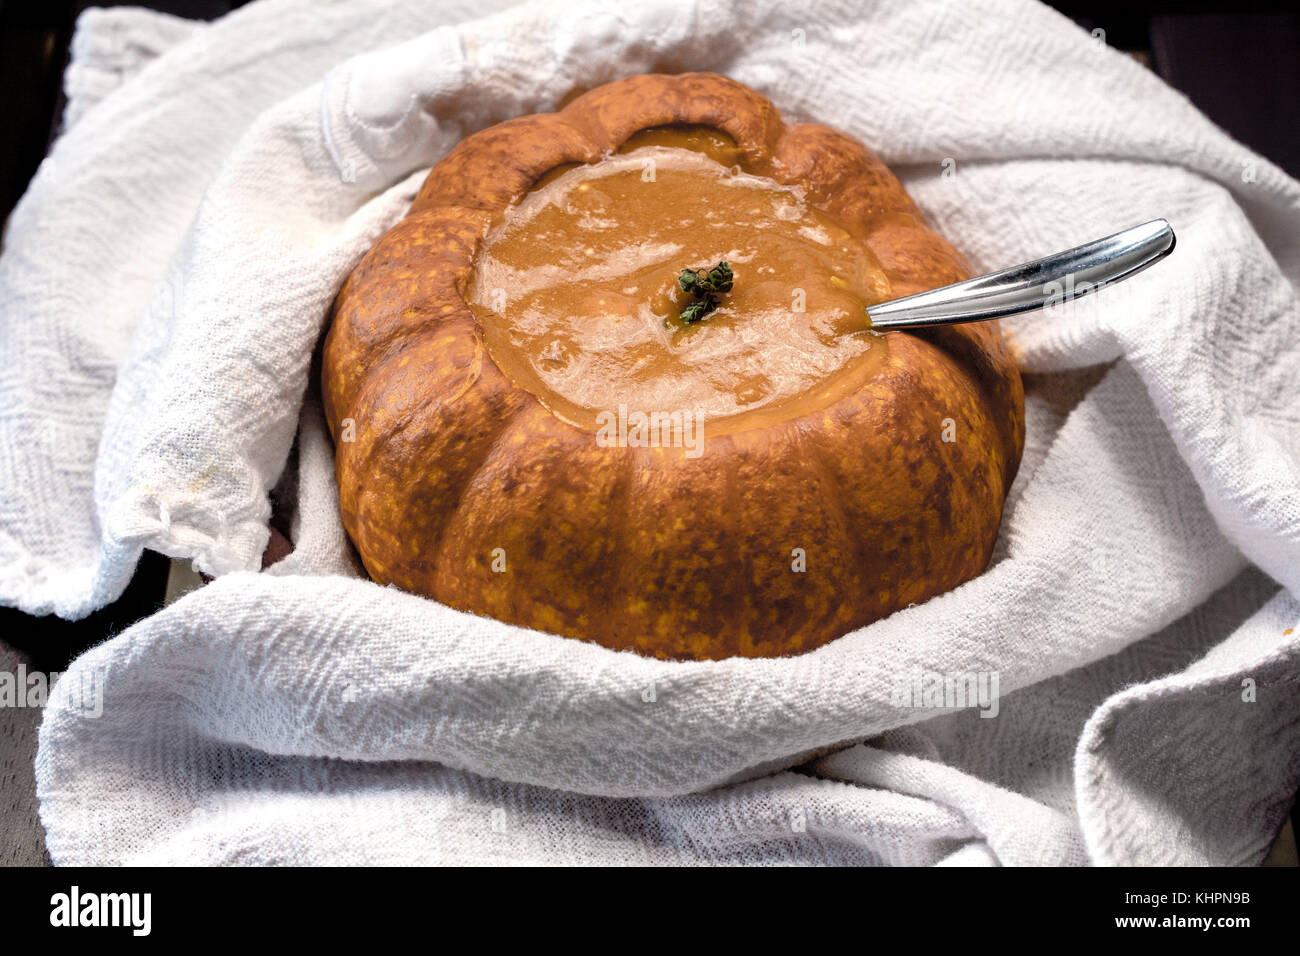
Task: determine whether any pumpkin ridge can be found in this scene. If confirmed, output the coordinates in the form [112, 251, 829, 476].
[426, 386, 547, 596]
[600, 445, 639, 653]
[799, 424, 876, 630]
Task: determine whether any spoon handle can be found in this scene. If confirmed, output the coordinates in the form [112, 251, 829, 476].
[865, 219, 1176, 331]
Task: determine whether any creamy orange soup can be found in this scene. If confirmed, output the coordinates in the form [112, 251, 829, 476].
[468, 127, 892, 432]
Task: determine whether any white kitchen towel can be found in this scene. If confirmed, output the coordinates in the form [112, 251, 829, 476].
[9, 0, 1299, 864]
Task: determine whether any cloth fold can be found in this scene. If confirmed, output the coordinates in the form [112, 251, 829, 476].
[5, 0, 1298, 865]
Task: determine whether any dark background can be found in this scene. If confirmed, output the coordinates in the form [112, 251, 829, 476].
[1, 0, 1297, 865]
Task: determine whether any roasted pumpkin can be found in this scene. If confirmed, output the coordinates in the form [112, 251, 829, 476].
[321, 72, 1024, 660]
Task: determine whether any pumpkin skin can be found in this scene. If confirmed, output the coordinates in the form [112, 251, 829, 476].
[321, 72, 1024, 660]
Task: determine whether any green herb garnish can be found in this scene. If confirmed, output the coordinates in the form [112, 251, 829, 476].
[676, 260, 733, 324]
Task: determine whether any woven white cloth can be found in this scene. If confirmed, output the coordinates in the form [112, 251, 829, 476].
[8, 0, 1298, 865]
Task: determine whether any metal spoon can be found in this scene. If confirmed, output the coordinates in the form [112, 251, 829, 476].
[865, 219, 1176, 331]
